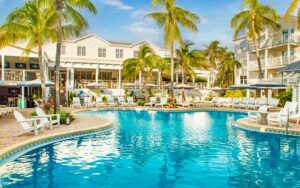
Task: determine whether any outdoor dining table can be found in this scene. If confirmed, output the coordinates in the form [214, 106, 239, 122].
[259, 112, 268, 125]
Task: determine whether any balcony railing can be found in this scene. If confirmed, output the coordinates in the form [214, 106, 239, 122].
[248, 78, 287, 85]
[0, 70, 39, 81]
[243, 34, 300, 52]
[247, 56, 296, 70]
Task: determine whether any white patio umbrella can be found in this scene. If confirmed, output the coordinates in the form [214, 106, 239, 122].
[86, 82, 103, 88]
[145, 83, 157, 87]
[174, 83, 195, 89]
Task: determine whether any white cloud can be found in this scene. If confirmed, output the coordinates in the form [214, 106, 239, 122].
[125, 22, 157, 34]
[100, 0, 133, 10]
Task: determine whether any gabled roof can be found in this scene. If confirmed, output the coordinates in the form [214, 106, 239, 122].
[64, 34, 111, 45]
[131, 40, 168, 50]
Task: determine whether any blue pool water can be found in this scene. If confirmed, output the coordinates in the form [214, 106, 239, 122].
[2, 110, 300, 187]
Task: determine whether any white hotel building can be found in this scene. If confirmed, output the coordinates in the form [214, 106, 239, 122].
[234, 18, 299, 87]
[0, 34, 211, 106]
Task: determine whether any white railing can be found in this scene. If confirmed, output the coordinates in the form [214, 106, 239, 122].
[248, 78, 287, 85]
[247, 56, 296, 69]
[0, 70, 39, 81]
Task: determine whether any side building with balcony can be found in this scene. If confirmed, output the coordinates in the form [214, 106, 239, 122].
[234, 18, 299, 91]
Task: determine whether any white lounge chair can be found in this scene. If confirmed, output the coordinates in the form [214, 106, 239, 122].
[108, 97, 117, 107]
[145, 97, 157, 107]
[248, 105, 268, 124]
[223, 98, 234, 108]
[268, 98, 280, 108]
[14, 111, 45, 136]
[176, 96, 189, 107]
[268, 102, 298, 126]
[238, 98, 250, 109]
[118, 97, 129, 107]
[73, 97, 81, 108]
[216, 97, 226, 107]
[96, 97, 105, 108]
[84, 97, 93, 108]
[127, 97, 138, 107]
[35, 107, 60, 129]
[209, 97, 218, 107]
[156, 97, 168, 108]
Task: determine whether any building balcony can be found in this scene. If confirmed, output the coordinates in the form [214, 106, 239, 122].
[248, 56, 296, 70]
[0, 70, 39, 81]
[248, 77, 287, 85]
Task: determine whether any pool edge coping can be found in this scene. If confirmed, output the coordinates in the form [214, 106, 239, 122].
[0, 117, 114, 165]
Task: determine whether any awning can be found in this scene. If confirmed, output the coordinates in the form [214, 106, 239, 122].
[174, 83, 195, 89]
[279, 60, 300, 73]
[229, 85, 256, 90]
[0, 79, 54, 87]
[251, 82, 287, 88]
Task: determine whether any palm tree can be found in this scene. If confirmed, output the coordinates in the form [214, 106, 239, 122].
[146, 0, 199, 100]
[231, 0, 280, 80]
[50, 0, 97, 111]
[216, 47, 241, 88]
[122, 44, 157, 92]
[0, 0, 57, 104]
[154, 57, 170, 91]
[175, 41, 208, 84]
[285, 0, 300, 26]
[203, 41, 220, 88]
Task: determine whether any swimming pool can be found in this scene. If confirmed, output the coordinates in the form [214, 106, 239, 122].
[1, 110, 300, 187]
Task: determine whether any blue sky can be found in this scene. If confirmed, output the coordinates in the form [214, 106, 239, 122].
[0, 0, 291, 49]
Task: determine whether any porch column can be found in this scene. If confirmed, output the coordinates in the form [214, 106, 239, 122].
[96, 64, 99, 83]
[1, 55, 5, 81]
[158, 71, 161, 90]
[70, 63, 75, 91]
[176, 72, 179, 84]
[264, 49, 268, 80]
[66, 68, 70, 107]
[118, 69, 122, 95]
[246, 52, 250, 84]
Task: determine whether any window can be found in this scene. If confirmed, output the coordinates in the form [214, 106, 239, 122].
[240, 76, 247, 84]
[134, 50, 138, 58]
[61, 45, 66, 55]
[116, 49, 123, 59]
[98, 48, 106, 58]
[282, 49, 295, 57]
[239, 40, 248, 51]
[77, 46, 86, 56]
[282, 28, 295, 43]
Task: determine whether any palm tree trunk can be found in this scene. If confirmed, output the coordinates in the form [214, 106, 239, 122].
[181, 67, 185, 84]
[251, 19, 263, 80]
[139, 70, 142, 92]
[170, 44, 174, 101]
[54, 0, 63, 113]
[38, 45, 46, 104]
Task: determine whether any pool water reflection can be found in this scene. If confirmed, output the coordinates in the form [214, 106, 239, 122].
[2, 110, 300, 187]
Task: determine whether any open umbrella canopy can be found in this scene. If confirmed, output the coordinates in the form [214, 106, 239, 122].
[86, 82, 103, 88]
[174, 83, 195, 89]
[145, 83, 157, 87]
[229, 85, 256, 90]
[124, 83, 140, 87]
[251, 82, 287, 88]
[209, 87, 224, 91]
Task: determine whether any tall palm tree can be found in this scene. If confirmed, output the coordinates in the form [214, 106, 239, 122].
[203, 41, 220, 88]
[216, 47, 241, 88]
[146, 0, 199, 100]
[175, 41, 208, 84]
[231, 0, 280, 80]
[122, 44, 157, 92]
[285, 0, 300, 26]
[50, 0, 97, 111]
[0, 0, 57, 104]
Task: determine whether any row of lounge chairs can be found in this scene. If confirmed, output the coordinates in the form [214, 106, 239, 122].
[210, 97, 280, 109]
[13, 107, 60, 136]
[248, 101, 299, 126]
[0, 105, 16, 117]
[73, 96, 138, 108]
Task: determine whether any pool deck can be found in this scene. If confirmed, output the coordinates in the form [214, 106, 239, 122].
[0, 108, 113, 159]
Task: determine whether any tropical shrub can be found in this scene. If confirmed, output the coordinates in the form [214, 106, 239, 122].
[275, 87, 292, 107]
[224, 90, 246, 98]
[137, 99, 147, 106]
[102, 96, 108, 103]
